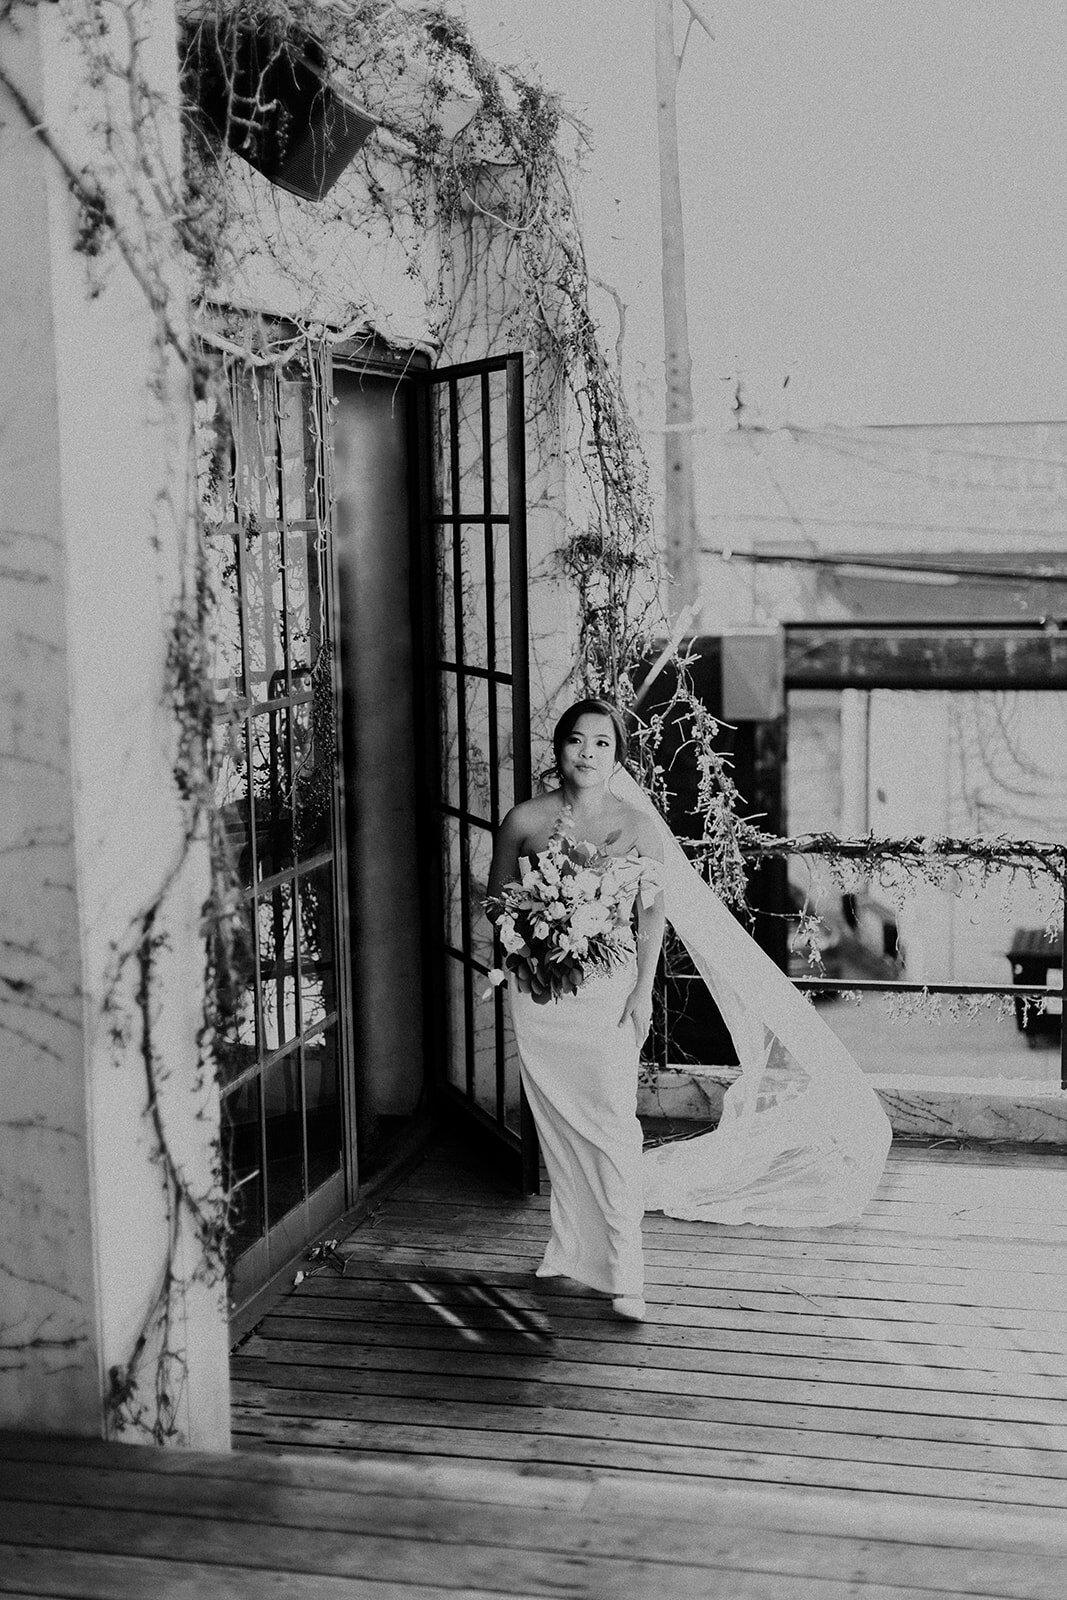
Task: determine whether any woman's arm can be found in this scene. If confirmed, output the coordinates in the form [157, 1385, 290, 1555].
[620, 815, 665, 1042]
[485, 803, 529, 919]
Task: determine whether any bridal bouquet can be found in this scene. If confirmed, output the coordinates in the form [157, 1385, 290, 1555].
[484, 834, 662, 1004]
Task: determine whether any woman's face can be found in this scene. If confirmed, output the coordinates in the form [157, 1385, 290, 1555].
[559, 712, 618, 790]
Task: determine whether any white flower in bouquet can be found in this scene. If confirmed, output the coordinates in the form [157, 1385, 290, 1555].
[484, 825, 661, 1005]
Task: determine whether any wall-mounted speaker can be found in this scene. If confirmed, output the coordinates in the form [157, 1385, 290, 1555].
[184, 21, 378, 202]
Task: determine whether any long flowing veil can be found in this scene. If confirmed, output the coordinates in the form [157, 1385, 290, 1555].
[610, 767, 892, 1226]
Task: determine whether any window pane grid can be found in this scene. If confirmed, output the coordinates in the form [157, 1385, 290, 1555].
[430, 358, 529, 1138]
[213, 361, 345, 1265]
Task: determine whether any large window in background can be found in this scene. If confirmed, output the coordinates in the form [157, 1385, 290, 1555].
[787, 687, 1067, 1083]
[202, 365, 351, 1305]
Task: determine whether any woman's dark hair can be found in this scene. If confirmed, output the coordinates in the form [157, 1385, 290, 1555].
[550, 698, 630, 776]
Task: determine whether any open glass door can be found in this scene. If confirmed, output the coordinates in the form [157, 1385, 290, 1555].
[411, 354, 539, 1191]
[205, 363, 354, 1310]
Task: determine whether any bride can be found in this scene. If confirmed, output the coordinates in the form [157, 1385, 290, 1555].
[486, 697, 892, 1323]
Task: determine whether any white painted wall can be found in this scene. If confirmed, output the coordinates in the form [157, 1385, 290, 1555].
[0, 0, 229, 1446]
[0, 12, 100, 1435]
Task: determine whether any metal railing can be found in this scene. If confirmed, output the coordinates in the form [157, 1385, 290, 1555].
[660, 840, 1067, 1091]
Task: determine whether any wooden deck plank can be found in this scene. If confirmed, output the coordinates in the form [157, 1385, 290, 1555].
[373, 1204, 1067, 1273]
[229, 1383, 1067, 1477]
[341, 1235, 1067, 1311]
[242, 1323, 1067, 1420]
[13, 1495, 1064, 1600]
[6, 1432, 1067, 1547]
[285, 1274, 1067, 1361]
[0, 1543, 516, 1600]
[5, 1459, 1067, 1600]
[329, 1228, 1062, 1305]
[4, 1538, 1056, 1600]
[281, 1273, 1067, 1337]
[260, 1273, 1065, 1348]
[231, 1412, 1067, 1508]
[234, 1334, 1067, 1434]
[230, 1370, 1067, 1452]
[245, 1299, 1067, 1379]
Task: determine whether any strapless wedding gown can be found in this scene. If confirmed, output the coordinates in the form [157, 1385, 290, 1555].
[509, 945, 645, 1299]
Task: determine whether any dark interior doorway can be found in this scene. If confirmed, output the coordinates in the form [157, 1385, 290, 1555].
[333, 364, 427, 1182]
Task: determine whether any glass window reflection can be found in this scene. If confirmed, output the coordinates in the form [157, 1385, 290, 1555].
[263, 1054, 305, 1227]
[259, 880, 297, 1051]
[305, 1030, 342, 1192]
[221, 1076, 264, 1257]
[298, 864, 336, 1033]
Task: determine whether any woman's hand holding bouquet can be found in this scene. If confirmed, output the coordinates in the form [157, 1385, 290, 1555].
[484, 831, 662, 1005]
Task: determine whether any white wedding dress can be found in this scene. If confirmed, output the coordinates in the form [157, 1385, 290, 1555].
[509, 949, 645, 1298]
[508, 770, 893, 1300]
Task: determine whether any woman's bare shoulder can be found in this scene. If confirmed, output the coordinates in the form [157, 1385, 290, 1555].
[500, 792, 560, 848]
[615, 800, 664, 860]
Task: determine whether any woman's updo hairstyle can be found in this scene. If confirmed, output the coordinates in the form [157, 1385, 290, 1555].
[548, 698, 630, 783]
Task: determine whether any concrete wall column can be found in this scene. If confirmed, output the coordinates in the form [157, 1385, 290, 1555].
[0, 0, 230, 1447]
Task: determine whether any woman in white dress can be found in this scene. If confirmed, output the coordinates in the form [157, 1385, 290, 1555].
[488, 698, 893, 1323]
[487, 699, 664, 1321]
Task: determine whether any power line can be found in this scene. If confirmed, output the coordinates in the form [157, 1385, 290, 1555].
[700, 547, 1067, 587]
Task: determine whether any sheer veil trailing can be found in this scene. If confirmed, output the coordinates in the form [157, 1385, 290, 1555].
[610, 766, 893, 1226]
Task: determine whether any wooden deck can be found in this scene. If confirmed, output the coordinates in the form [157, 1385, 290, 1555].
[4, 1136, 1067, 1596]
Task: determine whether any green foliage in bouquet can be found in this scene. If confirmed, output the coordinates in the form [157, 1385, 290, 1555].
[485, 830, 661, 1005]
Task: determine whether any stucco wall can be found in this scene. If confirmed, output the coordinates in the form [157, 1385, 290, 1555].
[0, 0, 229, 1446]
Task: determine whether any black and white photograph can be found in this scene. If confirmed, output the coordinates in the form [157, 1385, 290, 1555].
[2, 1, 1066, 1594]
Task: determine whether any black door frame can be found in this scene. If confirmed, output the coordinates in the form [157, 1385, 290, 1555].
[216, 355, 355, 1317]
[409, 354, 540, 1193]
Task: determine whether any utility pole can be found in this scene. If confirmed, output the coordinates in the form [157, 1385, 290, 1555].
[654, 0, 708, 621]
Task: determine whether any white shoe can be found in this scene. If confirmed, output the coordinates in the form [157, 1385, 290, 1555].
[612, 1295, 646, 1321]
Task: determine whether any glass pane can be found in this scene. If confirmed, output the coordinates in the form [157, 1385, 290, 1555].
[501, 999, 523, 1135]
[249, 709, 294, 881]
[278, 381, 317, 522]
[214, 898, 258, 1086]
[458, 524, 488, 672]
[263, 1053, 305, 1227]
[221, 1076, 263, 1256]
[436, 523, 456, 663]
[259, 879, 297, 1050]
[298, 862, 336, 1034]
[234, 376, 280, 522]
[443, 816, 464, 950]
[285, 527, 313, 673]
[444, 955, 469, 1093]
[488, 367, 509, 518]
[214, 713, 254, 889]
[472, 985, 498, 1119]
[468, 824, 495, 973]
[291, 689, 332, 861]
[440, 668, 461, 809]
[496, 697, 516, 817]
[206, 524, 244, 697]
[454, 374, 485, 513]
[433, 386, 453, 515]
[242, 522, 287, 703]
[465, 673, 493, 824]
[305, 1029, 342, 1192]
[492, 523, 512, 677]
[196, 392, 235, 526]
